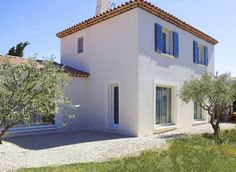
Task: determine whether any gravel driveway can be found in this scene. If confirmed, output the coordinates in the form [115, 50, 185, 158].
[0, 123, 234, 172]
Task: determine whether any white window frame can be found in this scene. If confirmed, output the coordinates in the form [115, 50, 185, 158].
[162, 29, 173, 56]
[75, 34, 85, 55]
[106, 81, 120, 130]
[193, 101, 204, 121]
[153, 80, 177, 129]
[192, 102, 208, 125]
[198, 43, 205, 65]
[77, 37, 84, 54]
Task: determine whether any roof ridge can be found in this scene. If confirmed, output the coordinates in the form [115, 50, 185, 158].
[56, 0, 218, 45]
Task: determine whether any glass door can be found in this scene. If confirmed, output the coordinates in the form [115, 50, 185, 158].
[111, 85, 119, 127]
[156, 87, 172, 125]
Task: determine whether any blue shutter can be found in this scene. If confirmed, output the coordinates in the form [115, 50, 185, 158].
[193, 41, 199, 64]
[204, 46, 208, 66]
[155, 23, 162, 53]
[173, 32, 179, 58]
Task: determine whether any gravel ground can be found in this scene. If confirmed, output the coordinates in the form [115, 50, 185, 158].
[0, 123, 234, 172]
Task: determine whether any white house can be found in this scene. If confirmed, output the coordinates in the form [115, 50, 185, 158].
[5, 0, 218, 137]
[54, 0, 218, 137]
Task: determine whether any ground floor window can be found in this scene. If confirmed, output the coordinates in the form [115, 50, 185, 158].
[233, 101, 236, 113]
[13, 114, 55, 128]
[156, 87, 172, 125]
[194, 102, 203, 120]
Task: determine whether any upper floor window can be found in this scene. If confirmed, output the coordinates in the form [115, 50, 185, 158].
[155, 23, 179, 58]
[162, 29, 173, 55]
[193, 41, 208, 66]
[77, 37, 84, 53]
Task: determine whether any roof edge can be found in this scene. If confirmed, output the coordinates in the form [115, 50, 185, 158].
[56, 0, 218, 45]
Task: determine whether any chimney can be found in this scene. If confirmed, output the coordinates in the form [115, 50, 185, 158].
[96, 0, 110, 15]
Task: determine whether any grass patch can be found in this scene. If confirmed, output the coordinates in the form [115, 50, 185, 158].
[19, 129, 236, 172]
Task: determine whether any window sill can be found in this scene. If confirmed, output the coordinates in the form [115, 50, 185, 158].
[76, 52, 84, 56]
[161, 53, 175, 59]
[154, 124, 177, 134]
[193, 120, 208, 126]
[196, 63, 207, 67]
[106, 126, 120, 131]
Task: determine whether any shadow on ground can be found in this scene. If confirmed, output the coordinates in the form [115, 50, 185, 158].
[159, 133, 187, 140]
[4, 131, 128, 150]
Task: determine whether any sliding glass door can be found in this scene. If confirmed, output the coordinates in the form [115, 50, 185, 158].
[156, 87, 172, 125]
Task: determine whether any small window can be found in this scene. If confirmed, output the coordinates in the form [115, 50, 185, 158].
[194, 102, 203, 120]
[77, 37, 84, 53]
[162, 29, 173, 55]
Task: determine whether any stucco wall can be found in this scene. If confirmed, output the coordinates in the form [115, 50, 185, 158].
[61, 9, 139, 136]
[137, 8, 214, 136]
[56, 77, 88, 132]
[60, 7, 216, 137]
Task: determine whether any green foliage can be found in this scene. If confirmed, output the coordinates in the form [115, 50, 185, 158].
[7, 41, 30, 57]
[0, 57, 71, 142]
[180, 72, 236, 135]
[180, 72, 235, 108]
[19, 129, 236, 172]
[202, 126, 236, 144]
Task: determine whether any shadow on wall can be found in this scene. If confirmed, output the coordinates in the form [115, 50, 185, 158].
[139, 53, 209, 77]
[4, 131, 128, 150]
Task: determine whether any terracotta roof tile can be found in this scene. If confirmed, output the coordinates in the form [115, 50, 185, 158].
[53, 62, 90, 77]
[56, 0, 218, 45]
[0, 55, 89, 78]
[0, 55, 37, 65]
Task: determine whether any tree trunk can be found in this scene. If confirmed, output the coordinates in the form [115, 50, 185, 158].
[0, 128, 8, 144]
[0, 124, 14, 144]
[213, 125, 220, 136]
[210, 114, 221, 136]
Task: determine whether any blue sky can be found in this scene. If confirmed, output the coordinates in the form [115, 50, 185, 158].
[0, 0, 235, 76]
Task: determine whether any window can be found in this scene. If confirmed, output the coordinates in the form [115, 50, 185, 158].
[162, 32, 167, 53]
[199, 44, 205, 65]
[194, 102, 203, 120]
[7, 114, 55, 128]
[113, 86, 119, 125]
[108, 84, 119, 128]
[232, 101, 236, 113]
[156, 87, 172, 125]
[162, 30, 173, 55]
[77, 37, 84, 53]
[193, 41, 208, 66]
[155, 23, 179, 57]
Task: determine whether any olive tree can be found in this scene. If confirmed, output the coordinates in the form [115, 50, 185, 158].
[0, 57, 71, 144]
[180, 72, 236, 136]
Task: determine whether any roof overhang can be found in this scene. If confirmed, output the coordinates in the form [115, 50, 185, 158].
[56, 0, 218, 45]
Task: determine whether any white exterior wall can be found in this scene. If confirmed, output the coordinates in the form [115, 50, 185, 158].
[137, 8, 215, 136]
[60, 8, 216, 137]
[4, 77, 88, 138]
[61, 9, 139, 136]
[56, 77, 88, 132]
